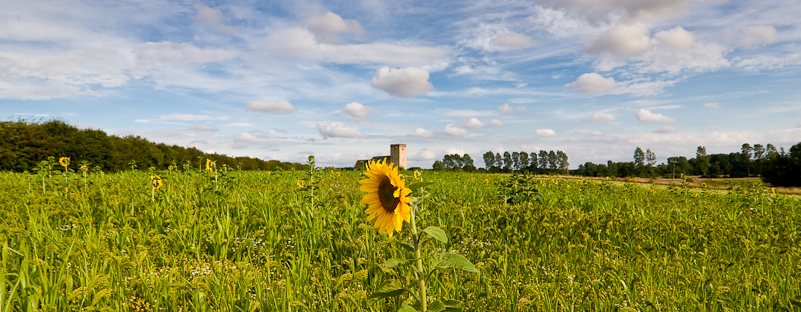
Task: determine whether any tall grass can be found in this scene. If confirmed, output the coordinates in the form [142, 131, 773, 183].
[0, 170, 799, 311]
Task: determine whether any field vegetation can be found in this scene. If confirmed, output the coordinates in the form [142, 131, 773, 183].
[1, 163, 800, 311]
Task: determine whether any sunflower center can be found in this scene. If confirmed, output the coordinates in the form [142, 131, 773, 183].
[378, 178, 400, 213]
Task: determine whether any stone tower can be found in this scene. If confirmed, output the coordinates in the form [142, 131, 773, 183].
[390, 144, 407, 170]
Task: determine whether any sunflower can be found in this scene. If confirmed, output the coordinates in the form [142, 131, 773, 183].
[150, 175, 163, 190]
[205, 159, 212, 171]
[359, 159, 412, 237]
[59, 157, 70, 167]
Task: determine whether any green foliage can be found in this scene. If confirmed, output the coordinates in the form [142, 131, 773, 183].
[496, 173, 542, 204]
[0, 171, 799, 311]
[0, 119, 303, 172]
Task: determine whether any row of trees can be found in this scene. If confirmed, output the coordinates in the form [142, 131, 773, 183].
[481, 150, 569, 173]
[0, 119, 303, 172]
[574, 143, 801, 186]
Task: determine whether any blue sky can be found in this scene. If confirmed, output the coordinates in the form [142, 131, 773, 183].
[2, 0, 801, 168]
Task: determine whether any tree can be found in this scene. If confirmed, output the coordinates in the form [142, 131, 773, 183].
[557, 150, 569, 174]
[503, 151, 513, 171]
[519, 152, 529, 171]
[633, 147, 645, 168]
[483, 151, 495, 170]
[432, 160, 446, 171]
[646, 149, 657, 166]
[548, 150, 557, 171]
[741, 143, 753, 175]
[462, 154, 476, 171]
[495, 152, 503, 169]
[529, 152, 538, 171]
[696, 146, 709, 176]
[511, 152, 520, 171]
[753, 144, 765, 160]
[538, 150, 548, 171]
[766, 144, 779, 159]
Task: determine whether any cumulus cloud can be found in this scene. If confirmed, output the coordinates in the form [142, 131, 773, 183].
[729, 26, 778, 49]
[316, 122, 363, 138]
[655, 26, 694, 51]
[159, 113, 231, 121]
[263, 28, 450, 67]
[583, 112, 616, 123]
[234, 132, 258, 143]
[567, 73, 617, 94]
[703, 102, 720, 109]
[490, 119, 505, 127]
[442, 124, 467, 136]
[536, 129, 556, 137]
[464, 117, 485, 129]
[653, 127, 677, 133]
[189, 125, 219, 131]
[195, 4, 222, 24]
[246, 100, 297, 114]
[342, 102, 372, 120]
[370, 66, 434, 97]
[408, 128, 432, 137]
[635, 109, 676, 124]
[445, 147, 465, 155]
[586, 23, 652, 56]
[490, 33, 536, 50]
[540, 0, 692, 23]
[304, 12, 364, 44]
[499, 103, 527, 114]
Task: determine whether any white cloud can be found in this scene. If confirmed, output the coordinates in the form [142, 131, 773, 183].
[653, 127, 677, 134]
[342, 102, 372, 120]
[490, 119, 505, 127]
[445, 147, 465, 155]
[730, 26, 778, 49]
[304, 12, 364, 44]
[490, 33, 536, 50]
[464, 117, 485, 129]
[189, 125, 220, 131]
[316, 122, 363, 138]
[635, 109, 676, 124]
[135, 42, 238, 66]
[499, 103, 527, 114]
[370, 66, 435, 97]
[221, 122, 253, 128]
[566, 73, 617, 94]
[584, 112, 616, 123]
[409, 128, 432, 137]
[536, 129, 556, 137]
[246, 100, 297, 114]
[263, 28, 451, 67]
[442, 124, 467, 136]
[541, 0, 692, 23]
[655, 26, 694, 51]
[735, 54, 801, 71]
[234, 132, 258, 143]
[160, 114, 231, 121]
[195, 4, 222, 24]
[586, 23, 652, 56]
[703, 102, 720, 109]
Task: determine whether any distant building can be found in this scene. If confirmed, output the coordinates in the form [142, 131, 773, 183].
[354, 144, 407, 170]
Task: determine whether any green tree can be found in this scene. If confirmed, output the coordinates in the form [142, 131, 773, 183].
[695, 146, 709, 176]
[482, 151, 495, 170]
[503, 151, 512, 171]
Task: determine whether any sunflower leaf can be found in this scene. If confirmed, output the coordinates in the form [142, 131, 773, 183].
[398, 242, 416, 253]
[408, 182, 435, 191]
[429, 300, 446, 312]
[368, 281, 408, 300]
[423, 226, 448, 244]
[384, 258, 407, 268]
[398, 306, 417, 312]
[433, 253, 479, 273]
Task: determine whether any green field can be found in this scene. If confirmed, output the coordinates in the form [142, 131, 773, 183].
[1, 167, 800, 311]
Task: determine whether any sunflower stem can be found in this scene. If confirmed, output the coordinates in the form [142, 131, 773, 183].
[409, 203, 427, 312]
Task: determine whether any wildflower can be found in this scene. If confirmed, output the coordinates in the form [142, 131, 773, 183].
[168, 165, 174, 171]
[772, 187, 776, 195]
[266, 171, 272, 175]
[484, 178, 489, 184]
[205, 159, 213, 171]
[359, 159, 412, 237]
[296, 180, 305, 188]
[59, 157, 70, 167]
[63, 187, 69, 193]
[150, 175, 163, 190]
[80, 164, 88, 172]
[702, 183, 707, 188]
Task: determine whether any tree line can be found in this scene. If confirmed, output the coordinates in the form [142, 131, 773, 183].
[575, 143, 801, 186]
[431, 150, 570, 174]
[0, 119, 304, 172]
